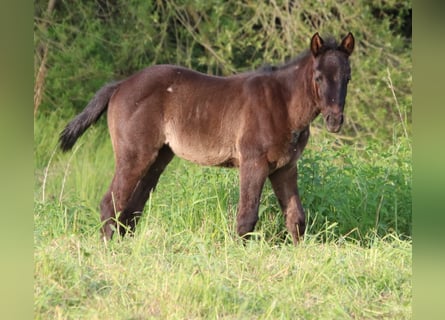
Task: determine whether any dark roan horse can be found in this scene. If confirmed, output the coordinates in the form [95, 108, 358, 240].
[60, 32, 354, 245]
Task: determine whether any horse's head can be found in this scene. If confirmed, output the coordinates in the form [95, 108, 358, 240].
[310, 32, 354, 133]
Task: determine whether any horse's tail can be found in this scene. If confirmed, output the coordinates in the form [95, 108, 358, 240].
[59, 81, 121, 152]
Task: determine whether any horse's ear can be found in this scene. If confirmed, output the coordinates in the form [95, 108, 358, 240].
[310, 32, 324, 57]
[339, 32, 355, 55]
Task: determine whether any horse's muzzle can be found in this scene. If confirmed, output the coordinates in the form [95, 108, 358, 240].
[325, 113, 344, 133]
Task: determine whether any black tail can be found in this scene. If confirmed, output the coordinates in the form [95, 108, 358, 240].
[59, 81, 121, 152]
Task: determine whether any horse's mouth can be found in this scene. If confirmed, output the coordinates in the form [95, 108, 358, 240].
[327, 124, 342, 133]
[325, 114, 344, 133]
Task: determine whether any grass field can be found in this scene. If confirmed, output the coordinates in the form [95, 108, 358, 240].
[34, 111, 412, 319]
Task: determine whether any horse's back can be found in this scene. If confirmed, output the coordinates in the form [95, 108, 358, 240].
[107, 64, 291, 167]
[107, 65, 248, 166]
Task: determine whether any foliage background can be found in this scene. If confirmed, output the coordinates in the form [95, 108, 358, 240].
[34, 0, 411, 143]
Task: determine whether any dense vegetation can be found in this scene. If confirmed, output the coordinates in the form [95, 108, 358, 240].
[34, 1, 411, 318]
[35, 0, 411, 142]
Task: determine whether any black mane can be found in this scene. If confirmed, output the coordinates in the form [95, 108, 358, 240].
[259, 36, 339, 73]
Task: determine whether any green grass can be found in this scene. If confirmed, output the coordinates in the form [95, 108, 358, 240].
[34, 221, 411, 319]
[34, 112, 411, 319]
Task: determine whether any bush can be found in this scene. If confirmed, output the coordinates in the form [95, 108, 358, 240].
[34, 0, 411, 145]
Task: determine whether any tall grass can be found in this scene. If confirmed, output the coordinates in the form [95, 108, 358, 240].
[35, 110, 411, 244]
[34, 110, 411, 318]
[34, 224, 411, 319]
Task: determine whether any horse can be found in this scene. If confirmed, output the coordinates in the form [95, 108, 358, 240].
[60, 32, 354, 245]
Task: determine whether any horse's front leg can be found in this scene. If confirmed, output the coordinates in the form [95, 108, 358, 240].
[269, 163, 306, 245]
[236, 158, 269, 239]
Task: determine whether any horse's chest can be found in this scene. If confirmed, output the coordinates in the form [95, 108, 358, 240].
[291, 130, 301, 147]
[271, 129, 307, 169]
[290, 128, 309, 159]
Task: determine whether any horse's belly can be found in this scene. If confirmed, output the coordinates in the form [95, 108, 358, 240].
[170, 143, 235, 166]
[165, 131, 236, 167]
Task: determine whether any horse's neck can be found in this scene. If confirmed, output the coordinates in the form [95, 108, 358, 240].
[278, 59, 320, 131]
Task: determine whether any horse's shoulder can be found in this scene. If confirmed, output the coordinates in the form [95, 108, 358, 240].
[242, 73, 282, 98]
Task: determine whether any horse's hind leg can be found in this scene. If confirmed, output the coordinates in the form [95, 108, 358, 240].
[100, 145, 171, 240]
[118, 145, 174, 235]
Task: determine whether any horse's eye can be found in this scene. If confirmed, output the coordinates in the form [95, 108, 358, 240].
[315, 76, 322, 83]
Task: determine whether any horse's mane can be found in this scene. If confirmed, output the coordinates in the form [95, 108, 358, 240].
[258, 36, 339, 73]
